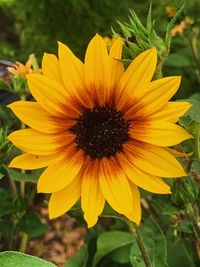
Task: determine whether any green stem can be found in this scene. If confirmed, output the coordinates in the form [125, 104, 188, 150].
[20, 179, 25, 198]
[126, 220, 152, 267]
[20, 94, 26, 198]
[19, 233, 28, 253]
[154, 62, 163, 79]
[8, 176, 18, 197]
[0, 140, 10, 151]
[187, 205, 200, 240]
[18, 94, 28, 252]
[189, 37, 200, 85]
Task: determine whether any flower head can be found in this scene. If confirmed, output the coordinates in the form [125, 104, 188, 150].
[7, 34, 192, 227]
[165, 6, 176, 18]
[7, 58, 33, 77]
[171, 16, 193, 36]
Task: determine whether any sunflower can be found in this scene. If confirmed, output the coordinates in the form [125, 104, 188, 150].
[7, 34, 192, 227]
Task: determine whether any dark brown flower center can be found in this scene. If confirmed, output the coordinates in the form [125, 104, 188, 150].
[70, 104, 130, 159]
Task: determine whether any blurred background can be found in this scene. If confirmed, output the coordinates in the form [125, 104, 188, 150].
[0, 0, 200, 100]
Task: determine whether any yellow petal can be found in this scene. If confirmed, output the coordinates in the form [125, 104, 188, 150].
[131, 121, 192, 146]
[7, 129, 74, 155]
[118, 152, 171, 193]
[124, 76, 181, 119]
[81, 160, 105, 227]
[42, 53, 62, 83]
[27, 74, 79, 118]
[149, 101, 192, 123]
[99, 158, 133, 215]
[9, 153, 62, 170]
[125, 183, 141, 225]
[124, 142, 186, 177]
[38, 150, 84, 193]
[49, 175, 81, 219]
[116, 48, 157, 106]
[109, 37, 124, 89]
[58, 42, 93, 109]
[85, 34, 111, 105]
[25, 58, 32, 69]
[7, 101, 73, 134]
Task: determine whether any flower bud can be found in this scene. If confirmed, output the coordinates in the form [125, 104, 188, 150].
[171, 176, 199, 208]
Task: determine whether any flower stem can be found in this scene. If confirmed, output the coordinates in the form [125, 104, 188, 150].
[20, 177, 25, 197]
[189, 37, 200, 85]
[154, 62, 163, 79]
[8, 176, 18, 197]
[20, 94, 26, 198]
[19, 233, 28, 253]
[18, 93, 28, 252]
[126, 219, 152, 267]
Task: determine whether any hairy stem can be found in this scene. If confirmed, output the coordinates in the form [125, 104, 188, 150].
[19, 233, 28, 253]
[19, 94, 26, 198]
[18, 93, 28, 251]
[8, 176, 18, 197]
[154, 62, 163, 80]
[126, 219, 152, 267]
[189, 37, 200, 85]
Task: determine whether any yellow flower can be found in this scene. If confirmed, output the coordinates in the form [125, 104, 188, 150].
[171, 16, 193, 37]
[7, 58, 33, 77]
[165, 6, 176, 18]
[7, 34, 192, 227]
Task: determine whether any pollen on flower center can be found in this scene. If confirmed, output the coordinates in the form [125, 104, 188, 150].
[70, 104, 130, 159]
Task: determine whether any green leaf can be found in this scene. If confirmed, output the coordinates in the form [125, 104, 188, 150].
[179, 99, 200, 159]
[166, 53, 191, 67]
[92, 230, 133, 267]
[0, 79, 12, 92]
[177, 219, 194, 234]
[162, 203, 183, 215]
[165, 4, 185, 47]
[189, 93, 200, 101]
[191, 160, 200, 174]
[184, 121, 200, 159]
[0, 188, 24, 217]
[0, 220, 14, 238]
[182, 99, 200, 122]
[0, 105, 17, 126]
[0, 173, 4, 179]
[146, 2, 152, 32]
[130, 217, 168, 267]
[140, 217, 168, 267]
[166, 232, 199, 267]
[130, 244, 145, 267]
[18, 212, 48, 237]
[117, 21, 131, 38]
[0, 252, 56, 267]
[110, 243, 132, 264]
[65, 245, 88, 267]
[4, 165, 43, 183]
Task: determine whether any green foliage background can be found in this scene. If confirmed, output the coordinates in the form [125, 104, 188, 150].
[0, 0, 192, 60]
[0, 0, 200, 266]
[1, 0, 200, 99]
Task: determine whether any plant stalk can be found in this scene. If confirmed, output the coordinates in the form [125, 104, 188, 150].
[19, 233, 28, 253]
[127, 220, 152, 267]
[18, 93, 28, 252]
[154, 62, 163, 80]
[20, 94, 26, 198]
[189, 37, 200, 85]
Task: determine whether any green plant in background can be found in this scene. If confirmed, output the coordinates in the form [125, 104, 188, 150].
[0, 1, 200, 267]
